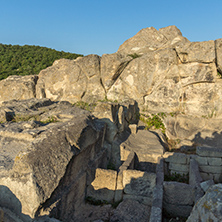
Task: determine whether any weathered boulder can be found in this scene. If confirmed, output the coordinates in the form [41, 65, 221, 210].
[0, 98, 107, 219]
[36, 55, 105, 103]
[0, 75, 38, 102]
[187, 184, 222, 222]
[75, 54, 105, 102]
[36, 58, 87, 102]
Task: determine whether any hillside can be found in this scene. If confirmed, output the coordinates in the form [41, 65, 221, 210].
[0, 44, 83, 80]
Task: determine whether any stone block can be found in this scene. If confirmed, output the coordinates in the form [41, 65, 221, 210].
[87, 168, 117, 203]
[199, 165, 222, 174]
[123, 194, 153, 206]
[216, 38, 222, 74]
[149, 206, 162, 222]
[110, 199, 151, 222]
[62, 173, 87, 215]
[156, 171, 164, 186]
[190, 155, 208, 165]
[156, 157, 164, 172]
[169, 162, 189, 173]
[200, 180, 215, 192]
[170, 170, 188, 176]
[163, 202, 193, 218]
[120, 145, 131, 162]
[123, 170, 156, 199]
[152, 185, 163, 209]
[163, 181, 194, 205]
[189, 158, 203, 186]
[122, 151, 135, 169]
[164, 152, 188, 164]
[200, 172, 213, 181]
[114, 171, 124, 203]
[207, 157, 222, 166]
[196, 146, 222, 157]
[213, 173, 222, 183]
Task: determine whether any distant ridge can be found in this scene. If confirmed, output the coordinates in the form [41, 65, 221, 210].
[0, 44, 83, 80]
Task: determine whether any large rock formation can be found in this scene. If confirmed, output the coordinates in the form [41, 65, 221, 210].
[1, 25, 222, 121]
[1, 25, 222, 221]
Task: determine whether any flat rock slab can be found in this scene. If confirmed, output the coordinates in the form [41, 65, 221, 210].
[120, 130, 164, 164]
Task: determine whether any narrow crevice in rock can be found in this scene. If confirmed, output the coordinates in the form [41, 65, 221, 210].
[173, 48, 183, 64]
[98, 58, 107, 95]
[106, 59, 133, 91]
[33, 75, 39, 98]
[81, 90, 86, 99]
[182, 80, 215, 88]
[111, 60, 131, 83]
[100, 77, 107, 94]
[215, 40, 222, 76]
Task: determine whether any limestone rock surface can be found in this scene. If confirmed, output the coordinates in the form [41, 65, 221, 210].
[36, 55, 105, 103]
[187, 184, 222, 222]
[0, 98, 106, 218]
[1, 25, 222, 120]
[117, 25, 187, 55]
[0, 75, 38, 102]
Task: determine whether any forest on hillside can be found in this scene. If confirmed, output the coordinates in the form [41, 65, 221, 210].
[0, 44, 83, 80]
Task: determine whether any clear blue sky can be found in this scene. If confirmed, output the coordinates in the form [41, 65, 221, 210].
[0, 0, 222, 56]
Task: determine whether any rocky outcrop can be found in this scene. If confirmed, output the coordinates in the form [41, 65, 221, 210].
[0, 25, 222, 121]
[117, 25, 188, 55]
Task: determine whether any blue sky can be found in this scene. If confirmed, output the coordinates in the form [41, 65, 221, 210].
[0, 0, 222, 56]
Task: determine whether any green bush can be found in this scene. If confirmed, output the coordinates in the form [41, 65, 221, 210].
[140, 112, 166, 134]
[128, 53, 141, 59]
[73, 101, 97, 112]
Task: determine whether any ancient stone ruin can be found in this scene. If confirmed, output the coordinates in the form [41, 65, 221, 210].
[1, 25, 222, 221]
